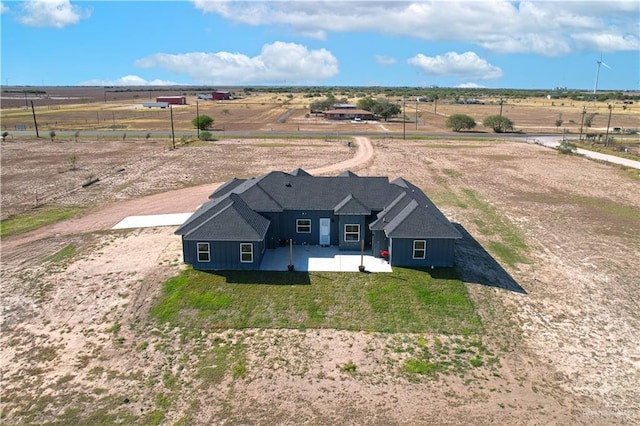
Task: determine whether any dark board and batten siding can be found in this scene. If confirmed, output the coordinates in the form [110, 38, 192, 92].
[182, 239, 265, 270]
[390, 238, 455, 267]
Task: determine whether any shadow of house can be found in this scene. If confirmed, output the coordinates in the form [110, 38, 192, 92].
[212, 270, 311, 285]
[453, 224, 527, 294]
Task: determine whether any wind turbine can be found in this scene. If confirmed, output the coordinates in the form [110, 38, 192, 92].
[593, 55, 611, 96]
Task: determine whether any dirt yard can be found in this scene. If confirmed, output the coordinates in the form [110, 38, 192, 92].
[1, 128, 639, 422]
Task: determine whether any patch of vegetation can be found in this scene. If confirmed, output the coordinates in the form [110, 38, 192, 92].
[339, 361, 357, 374]
[557, 140, 577, 154]
[46, 244, 76, 264]
[442, 168, 461, 178]
[462, 189, 530, 267]
[151, 267, 481, 334]
[0, 206, 84, 238]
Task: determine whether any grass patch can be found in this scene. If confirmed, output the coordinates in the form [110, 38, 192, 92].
[151, 267, 481, 334]
[462, 189, 530, 267]
[47, 244, 76, 263]
[1, 206, 84, 238]
[575, 142, 640, 161]
[442, 168, 461, 178]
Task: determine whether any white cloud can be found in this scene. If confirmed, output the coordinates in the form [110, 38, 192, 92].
[456, 82, 486, 89]
[1, 2, 9, 14]
[135, 42, 339, 84]
[408, 52, 503, 80]
[78, 75, 178, 86]
[18, 0, 89, 28]
[192, 1, 640, 56]
[375, 55, 397, 65]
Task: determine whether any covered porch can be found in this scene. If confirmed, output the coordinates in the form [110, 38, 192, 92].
[259, 245, 392, 273]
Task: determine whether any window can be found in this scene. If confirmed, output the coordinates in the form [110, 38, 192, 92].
[296, 219, 311, 233]
[240, 243, 253, 263]
[413, 240, 426, 259]
[344, 224, 360, 242]
[197, 242, 210, 262]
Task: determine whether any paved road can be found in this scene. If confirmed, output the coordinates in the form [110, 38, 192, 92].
[531, 136, 640, 170]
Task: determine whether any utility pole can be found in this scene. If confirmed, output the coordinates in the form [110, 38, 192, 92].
[402, 96, 406, 140]
[498, 98, 504, 132]
[170, 105, 176, 149]
[579, 106, 587, 141]
[196, 100, 200, 139]
[31, 101, 39, 138]
[415, 99, 418, 130]
[604, 104, 613, 147]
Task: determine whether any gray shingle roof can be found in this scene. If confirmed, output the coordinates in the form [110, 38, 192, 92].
[334, 194, 371, 215]
[183, 170, 460, 241]
[176, 193, 270, 241]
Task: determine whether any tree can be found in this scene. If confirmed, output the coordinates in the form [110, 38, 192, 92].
[1, 131, 8, 141]
[192, 115, 214, 130]
[446, 114, 476, 132]
[555, 118, 563, 128]
[199, 131, 213, 141]
[483, 115, 514, 133]
[372, 99, 401, 121]
[309, 94, 337, 112]
[584, 113, 596, 128]
[356, 96, 377, 112]
[49, 130, 56, 141]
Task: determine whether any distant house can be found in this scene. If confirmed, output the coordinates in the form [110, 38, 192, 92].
[324, 109, 375, 121]
[143, 102, 169, 109]
[213, 91, 231, 100]
[332, 103, 356, 109]
[175, 170, 461, 271]
[156, 96, 186, 105]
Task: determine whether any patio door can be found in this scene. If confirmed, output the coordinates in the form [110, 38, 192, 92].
[319, 218, 330, 246]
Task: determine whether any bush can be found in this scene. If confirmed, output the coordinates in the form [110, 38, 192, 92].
[557, 140, 577, 154]
[483, 115, 514, 133]
[446, 114, 476, 132]
[192, 115, 214, 130]
[199, 131, 213, 141]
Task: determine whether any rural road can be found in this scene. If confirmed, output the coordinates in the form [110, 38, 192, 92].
[532, 136, 640, 170]
[1, 137, 375, 251]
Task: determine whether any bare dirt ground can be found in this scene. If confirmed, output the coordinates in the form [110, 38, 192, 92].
[1, 102, 640, 423]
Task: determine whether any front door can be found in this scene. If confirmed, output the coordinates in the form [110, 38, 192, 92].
[319, 218, 330, 246]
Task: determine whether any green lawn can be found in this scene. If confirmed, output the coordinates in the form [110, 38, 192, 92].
[151, 267, 481, 335]
[0, 206, 84, 239]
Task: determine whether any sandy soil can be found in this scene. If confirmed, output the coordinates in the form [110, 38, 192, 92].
[1, 133, 639, 424]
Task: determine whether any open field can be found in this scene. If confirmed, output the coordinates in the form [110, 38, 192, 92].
[1, 93, 640, 424]
[2, 87, 639, 139]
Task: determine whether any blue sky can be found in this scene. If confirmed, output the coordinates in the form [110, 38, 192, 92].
[1, 0, 638, 89]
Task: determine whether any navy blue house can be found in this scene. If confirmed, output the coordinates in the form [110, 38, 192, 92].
[175, 169, 461, 270]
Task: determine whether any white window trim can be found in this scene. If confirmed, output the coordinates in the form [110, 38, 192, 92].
[413, 240, 426, 259]
[240, 243, 253, 263]
[344, 224, 360, 242]
[197, 242, 210, 262]
[296, 218, 311, 233]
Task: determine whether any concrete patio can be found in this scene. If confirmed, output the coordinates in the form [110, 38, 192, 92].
[259, 245, 392, 273]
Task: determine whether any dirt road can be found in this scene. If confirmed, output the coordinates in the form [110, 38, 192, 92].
[1, 136, 374, 253]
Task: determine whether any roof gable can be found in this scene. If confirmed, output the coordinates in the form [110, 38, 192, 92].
[334, 194, 371, 215]
[177, 194, 270, 241]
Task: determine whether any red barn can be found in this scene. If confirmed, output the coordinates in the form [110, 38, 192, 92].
[156, 96, 186, 105]
[213, 91, 230, 100]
